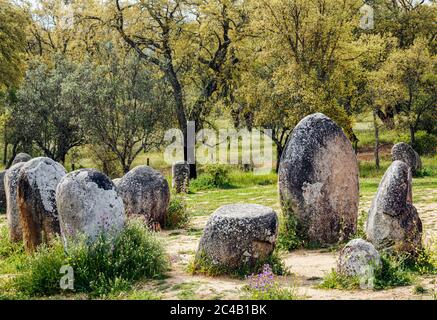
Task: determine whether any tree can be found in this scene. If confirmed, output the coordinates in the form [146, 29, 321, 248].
[74, 51, 171, 174]
[372, 38, 437, 148]
[8, 56, 85, 163]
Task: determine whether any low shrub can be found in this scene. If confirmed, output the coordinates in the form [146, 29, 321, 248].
[164, 194, 190, 230]
[190, 164, 232, 191]
[14, 220, 169, 297]
[241, 264, 298, 300]
[395, 130, 437, 155]
[276, 212, 302, 251]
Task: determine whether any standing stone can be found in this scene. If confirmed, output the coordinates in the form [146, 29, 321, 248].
[116, 165, 170, 228]
[195, 204, 278, 271]
[172, 161, 190, 193]
[337, 239, 381, 278]
[4, 162, 26, 242]
[366, 160, 422, 254]
[391, 142, 421, 175]
[11, 153, 32, 166]
[56, 169, 125, 248]
[278, 113, 359, 245]
[0, 171, 6, 213]
[17, 157, 66, 252]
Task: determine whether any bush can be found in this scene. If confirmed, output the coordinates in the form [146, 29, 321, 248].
[277, 212, 302, 251]
[14, 220, 169, 297]
[164, 194, 190, 229]
[190, 164, 231, 191]
[241, 264, 298, 300]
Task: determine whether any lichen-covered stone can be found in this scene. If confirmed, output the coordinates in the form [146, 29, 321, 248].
[0, 171, 6, 213]
[278, 113, 359, 245]
[56, 169, 125, 248]
[112, 178, 121, 186]
[391, 142, 421, 175]
[337, 239, 381, 278]
[17, 157, 66, 252]
[11, 152, 32, 166]
[116, 165, 170, 228]
[196, 204, 278, 270]
[366, 160, 422, 254]
[4, 162, 26, 242]
[172, 161, 190, 193]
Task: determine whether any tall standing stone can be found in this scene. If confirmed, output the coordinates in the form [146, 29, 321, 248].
[17, 157, 66, 252]
[4, 162, 27, 242]
[172, 161, 190, 193]
[391, 142, 421, 175]
[11, 153, 32, 166]
[366, 160, 422, 254]
[117, 165, 170, 228]
[278, 113, 359, 245]
[56, 169, 125, 249]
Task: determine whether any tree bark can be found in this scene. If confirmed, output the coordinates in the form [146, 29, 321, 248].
[409, 124, 416, 148]
[373, 110, 380, 170]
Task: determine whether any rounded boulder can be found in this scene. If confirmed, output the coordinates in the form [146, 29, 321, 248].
[11, 153, 32, 166]
[116, 165, 170, 228]
[391, 142, 421, 175]
[56, 169, 125, 248]
[337, 239, 381, 278]
[195, 204, 278, 271]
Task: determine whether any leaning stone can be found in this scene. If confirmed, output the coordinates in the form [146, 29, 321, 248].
[172, 161, 190, 193]
[116, 165, 170, 228]
[366, 160, 422, 254]
[0, 171, 6, 213]
[195, 204, 278, 272]
[11, 153, 32, 166]
[17, 157, 66, 252]
[278, 113, 359, 245]
[4, 162, 26, 242]
[391, 142, 421, 175]
[337, 239, 381, 279]
[56, 169, 125, 248]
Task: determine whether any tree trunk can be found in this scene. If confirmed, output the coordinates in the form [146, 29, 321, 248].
[373, 110, 380, 170]
[409, 124, 416, 148]
[275, 144, 283, 173]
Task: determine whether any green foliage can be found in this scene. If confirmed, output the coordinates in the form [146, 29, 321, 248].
[0, 225, 26, 274]
[319, 270, 361, 290]
[277, 211, 302, 251]
[355, 211, 368, 239]
[13, 220, 168, 297]
[395, 131, 437, 155]
[190, 165, 232, 191]
[164, 194, 190, 230]
[189, 250, 287, 278]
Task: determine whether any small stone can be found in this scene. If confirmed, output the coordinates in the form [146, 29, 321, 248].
[172, 161, 190, 193]
[116, 165, 170, 228]
[366, 160, 422, 254]
[4, 162, 26, 242]
[195, 204, 278, 271]
[56, 169, 125, 248]
[337, 239, 381, 278]
[391, 142, 421, 175]
[11, 153, 32, 166]
[278, 113, 359, 245]
[17, 157, 66, 252]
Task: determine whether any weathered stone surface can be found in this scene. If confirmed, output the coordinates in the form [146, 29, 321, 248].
[391, 142, 421, 175]
[366, 160, 422, 254]
[0, 171, 6, 213]
[337, 239, 381, 278]
[56, 169, 125, 248]
[278, 113, 359, 245]
[116, 165, 170, 228]
[112, 178, 121, 186]
[172, 161, 190, 193]
[17, 157, 66, 252]
[4, 162, 26, 242]
[196, 204, 278, 270]
[11, 153, 32, 166]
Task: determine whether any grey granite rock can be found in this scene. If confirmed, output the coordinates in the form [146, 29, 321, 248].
[117, 165, 170, 228]
[11, 153, 32, 166]
[196, 204, 278, 270]
[278, 113, 359, 245]
[337, 239, 381, 278]
[366, 160, 422, 254]
[391, 142, 421, 175]
[56, 169, 125, 249]
[17, 157, 66, 252]
[4, 162, 26, 242]
[172, 161, 190, 193]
